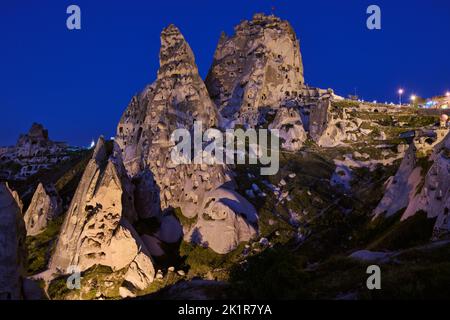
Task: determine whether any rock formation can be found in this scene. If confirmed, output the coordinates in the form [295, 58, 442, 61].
[185, 188, 258, 254]
[116, 25, 232, 214]
[402, 131, 450, 237]
[0, 123, 72, 180]
[204, 13, 352, 148]
[49, 137, 155, 292]
[115, 25, 258, 253]
[373, 127, 450, 238]
[206, 13, 304, 127]
[268, 107, 307, 151]
[23, 183, 63, 236]
[373, 144, 422, 218]
[309, 99, 366, 147]
[0, 183, 26, 300]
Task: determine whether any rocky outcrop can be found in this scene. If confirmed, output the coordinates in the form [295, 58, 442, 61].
[115, 25, 258, 253]
[49, 137, 155, 292]
[309, 99, 365, 147]
[23, 183, 63, 236]
[0, 183, 26, 300]
[206, 13, 304, 127]
[204, 14, 352, 147]
[373, 144, 422, 218]
[373, 129, 450, 238]
[269, 107, 307, 151]
[185, 188, 258, 254]
[0, 123, 73, 180]
[402, 132, 450, 238]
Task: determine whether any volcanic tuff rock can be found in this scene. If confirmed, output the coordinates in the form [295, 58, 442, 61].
[116, 25, 258, 253]
[185, 188, 258, 254]
[309, 99, 365, 147]
[268, 107, 307, 151]
[206, 13, 304, 127]
[23, 183, 63, 236]
[204, 13, 351, 148]
[402, 131, 450, 237]
[0, 183, 26, 300]
[49, 137, 155, 291]
[373, 144, 422, 218]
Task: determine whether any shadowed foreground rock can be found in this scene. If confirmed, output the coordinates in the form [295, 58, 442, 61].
[0, 183, 26, 300]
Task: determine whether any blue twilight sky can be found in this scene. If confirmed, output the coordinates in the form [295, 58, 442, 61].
[1, 0, 449, 147]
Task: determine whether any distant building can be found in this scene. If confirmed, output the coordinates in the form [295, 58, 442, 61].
[421, 95, 450, 110]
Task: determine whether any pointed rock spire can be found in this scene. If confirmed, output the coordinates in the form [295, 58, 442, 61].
[92, 135, 107, 163]
[24, 182, 63, 236]
[49, 139, 155, 295]
[159, 24, 196, 76]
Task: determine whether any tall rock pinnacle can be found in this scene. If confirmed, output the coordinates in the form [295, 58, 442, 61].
[205, 13, 305, 127]
[116, 25, 258, 254]
[49, 137, 155, 292]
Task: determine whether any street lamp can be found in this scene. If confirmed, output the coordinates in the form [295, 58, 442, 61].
[446, 91, 450, 98]
[398, 89, 404, 106]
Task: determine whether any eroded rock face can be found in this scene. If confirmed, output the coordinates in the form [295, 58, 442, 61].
[116, 25, 232, 217]
[402, 132, 450, 238]
[115, 24, 258, 254]
[310, 99, 364, 147]
[185, 188, 258, 254]
[269, 107, 307, 151]
[49, 137, 155, 292]
[204, 14, 351, 147]
[0, 183, 26, 300]
[206, 13, 304, 127]
[23, 183, 62, 236]
[373, 144, 422, 218]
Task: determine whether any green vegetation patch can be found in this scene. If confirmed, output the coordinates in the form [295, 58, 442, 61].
[48, 265, 125, 300]
[173, 207, 197, 228]
[180, 241, 246, 278]
[26, 215, 65, 275]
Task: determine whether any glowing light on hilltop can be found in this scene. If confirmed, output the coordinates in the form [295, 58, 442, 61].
[89, 139, 95, 149]
[446, 91, 450, 97]
[410, 95, 416, 102]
